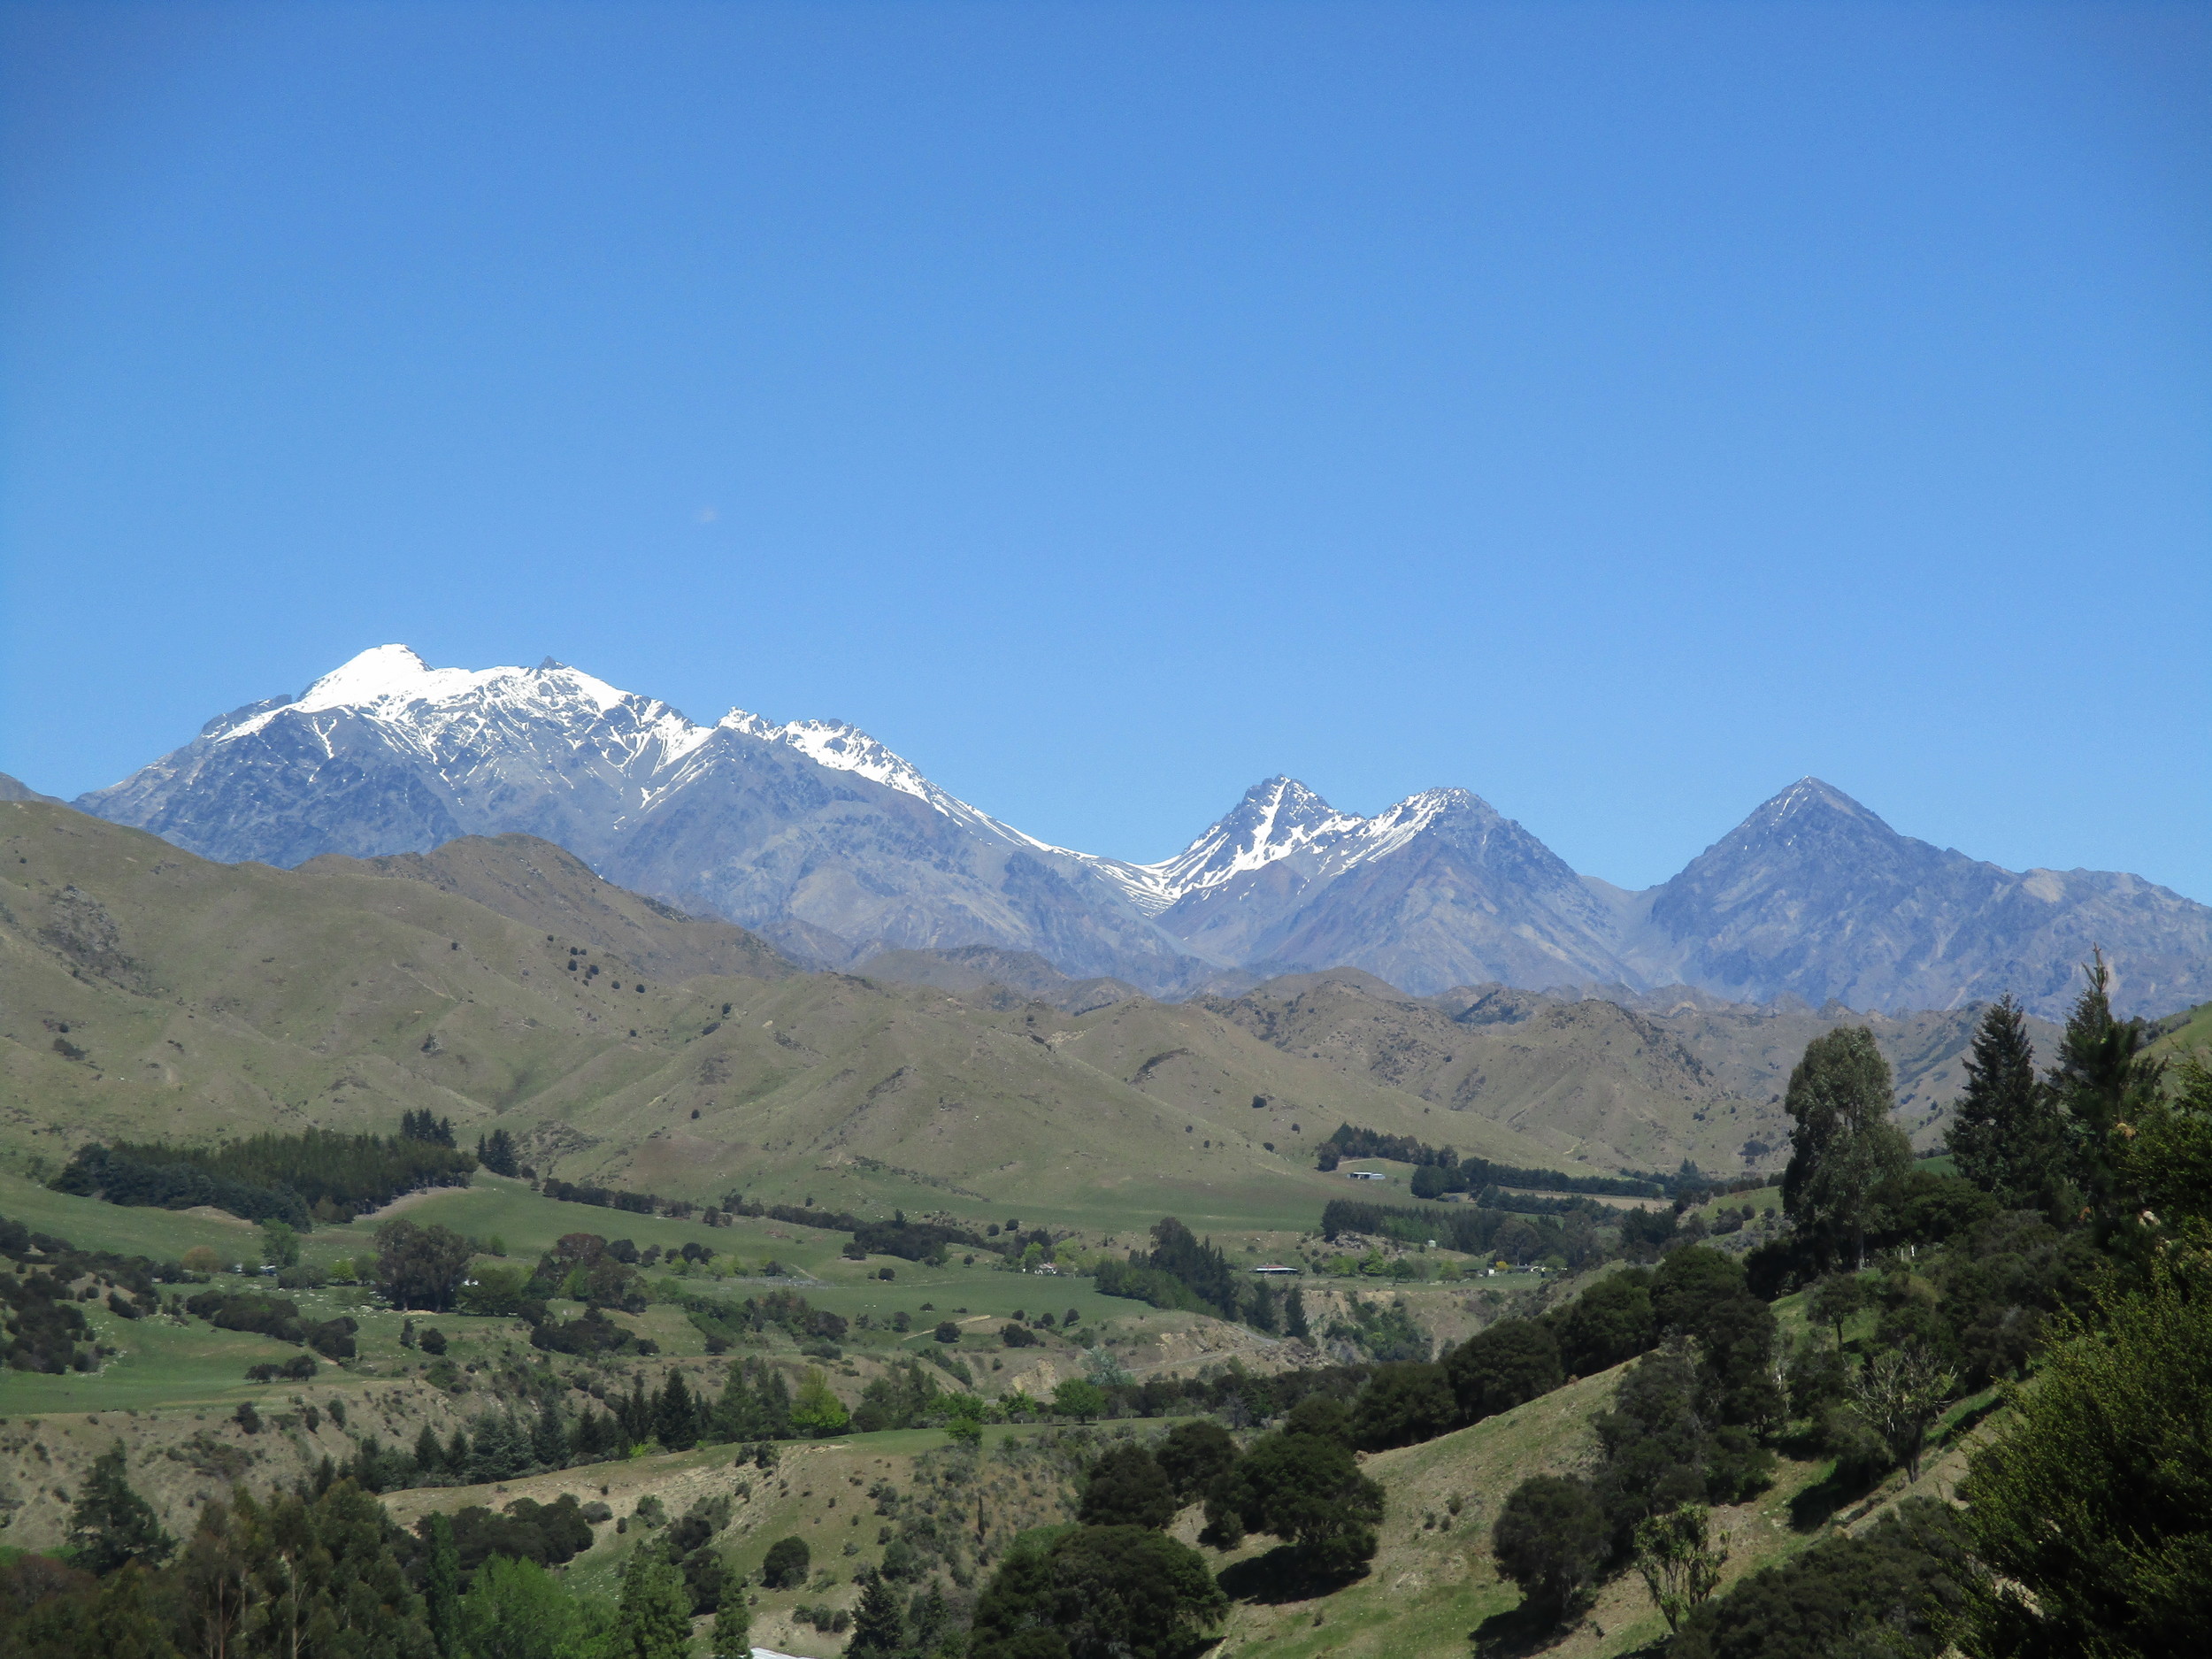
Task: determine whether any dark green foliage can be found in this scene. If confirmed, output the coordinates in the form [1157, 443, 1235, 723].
[473, 1128, 519, 1178]
[1594, 1346, 1773, 1547]
[969, 1525, 1226, 1659]
[401, 1110, 456, 1147]
[1781, 1027, 1914, 1271]
[1155, 1421, 1238, 1505]
[1349, 1362, 1455, 1451]
[1323, 1125, 1663, 1196]
[1446, 1317, 1562, 1423]
[761, 1535, 810, 1589]
[1550, 1266, 1655, 1376]
[65, 1446, 173, 1576]
[1962, 1256, 2212, 1657]
[1002, 1322, 1041, 1347]
[1492, 1475, 1606, 1620]
[373, 1218, 475, 1311]
[1652, 1247, 1782, 1429]
[2046, 951, 2166, 1223]
[850, 1358, 941, 1432]
[1320, 1196, 1570, 1259]
[54, 1127, 474, 1227]
[845, 1571, 906, 1659]
[1215, 1422, 1385, 1576]
[613, 1547, 694, 1659]
[653, 1371, 699, 1451]
[1094, 1218, 1238, 1318]
[424, 1511, 460, 1655]
[1671, 1498, 1978, 1659]
[528, 1232, 648, 1312]
[1947, 995, 2062, 1209]
[682, 1284, 845, 1345]
[529, 1307, 646, 1356]
[1079, 1445, 1179, 1530]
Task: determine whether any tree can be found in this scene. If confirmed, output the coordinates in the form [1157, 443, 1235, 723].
[1634, 1502, 1727, 1632]
[424, 1510, 461, 1655]
[1962, 1256, 2212, 1656]
[373, 1218, 475, 1311]
[761, 1535, 810, 1589]
[1672, 1498, 1978, 1659]
[611, 1548, 693, 1659]
[1349, 1362, 1456, 1451]
[477, 1128, 520, 1178]
[1155, 1419, 1237, 1505]
[708, 1592, 752, 1659]
[1552, 1267, 1655, 1376]
[2046, 950, 2165, 1222]
[1284, 1286, 1310, 1342]
[1847, 1343, 1955, 1482]
[1079, 1444, 1178, 1529]
[845, 1571, 906, 1659]
[258, 1219, 302, 1271]
[1782, 1028, 1913, 1270]
[66, 1445, 174, 1575]
[1446, 1317, 1562, 1423]
[789, 1367, 850, 1437]
[1807, 1273, 1868, 1353]
[456, 1553, 588, 1659]
[1947, 995, 2061, 1209]
[653, 1371, 699, 1451]
[1217, 1426, 1386, 1577]
[969, 1525, 1226, 1659]
[1493, 1475, 1606, 1622]
[1051, 1379, 1106, 1424]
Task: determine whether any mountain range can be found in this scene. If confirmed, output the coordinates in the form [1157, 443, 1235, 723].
[65, 644, 2212, 1019]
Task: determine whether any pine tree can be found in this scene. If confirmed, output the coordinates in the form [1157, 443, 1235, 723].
[412, 1424, 444, 1478]
[1286, 1286, 1311, 1342]
[620, 1374, 654, 1445]
[532, 1396, 569, 1468]
[2047, 950, 2166, 1221]
[711, 1367, 757, 1442]
[1948, 995, 2061, 1208]
[654, 1371, 699, 1451]
[1782, 1027, 1914, 1270]
[845, 1571, 906, 1659]
[708, 1593, 752, 1659]
[424, 1511, 461, 1656]
[757, 1367, 793, 1439]
[66, 1445, 175, 1575]
[612, 1548, 695, 1659]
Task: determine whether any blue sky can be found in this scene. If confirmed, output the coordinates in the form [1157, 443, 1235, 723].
[3, 1, 2207, 895]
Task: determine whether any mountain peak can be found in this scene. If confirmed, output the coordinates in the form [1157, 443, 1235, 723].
[1752, 777, 1884, 828]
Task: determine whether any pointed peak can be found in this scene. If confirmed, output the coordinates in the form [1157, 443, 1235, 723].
[300, 643, 434, 703]
[1753, 777, 1883, 826]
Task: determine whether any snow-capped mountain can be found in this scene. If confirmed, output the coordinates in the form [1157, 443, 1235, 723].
[75, 648, 2212, 1015]
[79, 646, 1200, 984]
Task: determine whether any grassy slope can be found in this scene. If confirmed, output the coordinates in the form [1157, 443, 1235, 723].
[1, 799, 1574, 1233]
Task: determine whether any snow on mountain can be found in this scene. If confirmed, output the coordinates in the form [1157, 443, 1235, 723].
[75, 651, 2212, 1015]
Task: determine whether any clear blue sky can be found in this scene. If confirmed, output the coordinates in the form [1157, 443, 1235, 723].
[4, 2, 2207, 896]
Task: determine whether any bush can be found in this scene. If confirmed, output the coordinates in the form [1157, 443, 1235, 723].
[1350, 1362, 1455, 1451]
[761, 1535, 810, 1589]
[1079, 1445, 1178, 1530]
[1493, 1476, 1606, 1620]
[1446, 1318, 1561, 1423]
[1672, 1498, 1978, 1659]
[969, 1525, 1226, 1659]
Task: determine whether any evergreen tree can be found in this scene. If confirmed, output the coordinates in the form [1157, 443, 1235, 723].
[413, 1423, 445, 1479]
[424, 1511, 461, 1656]
[708, 1593, 752, 1659]
[478, 1127, 521, 1178]
[845, 1571, 906, 1659]
[531, 1396, 569, 1468]
[612, 1548, 694, 1659]
[654, 1371, 700, 1451]
[757, 1367, 793, 1439]
[1782, 1028, 1913, 1270]
[619, 1374, 654, 1445]
[66, 1445, 175, 1575]
[2046, 950, 2165, 1221]
[710, 1367, 757, 1442]
[1947, 995, 2061, 1209]
[1285, 1286, 1311, 1343]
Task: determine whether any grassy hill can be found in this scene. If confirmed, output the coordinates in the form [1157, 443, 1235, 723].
[1197, 971, 2066, 1175]
[4, 798, 1585, 1232]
